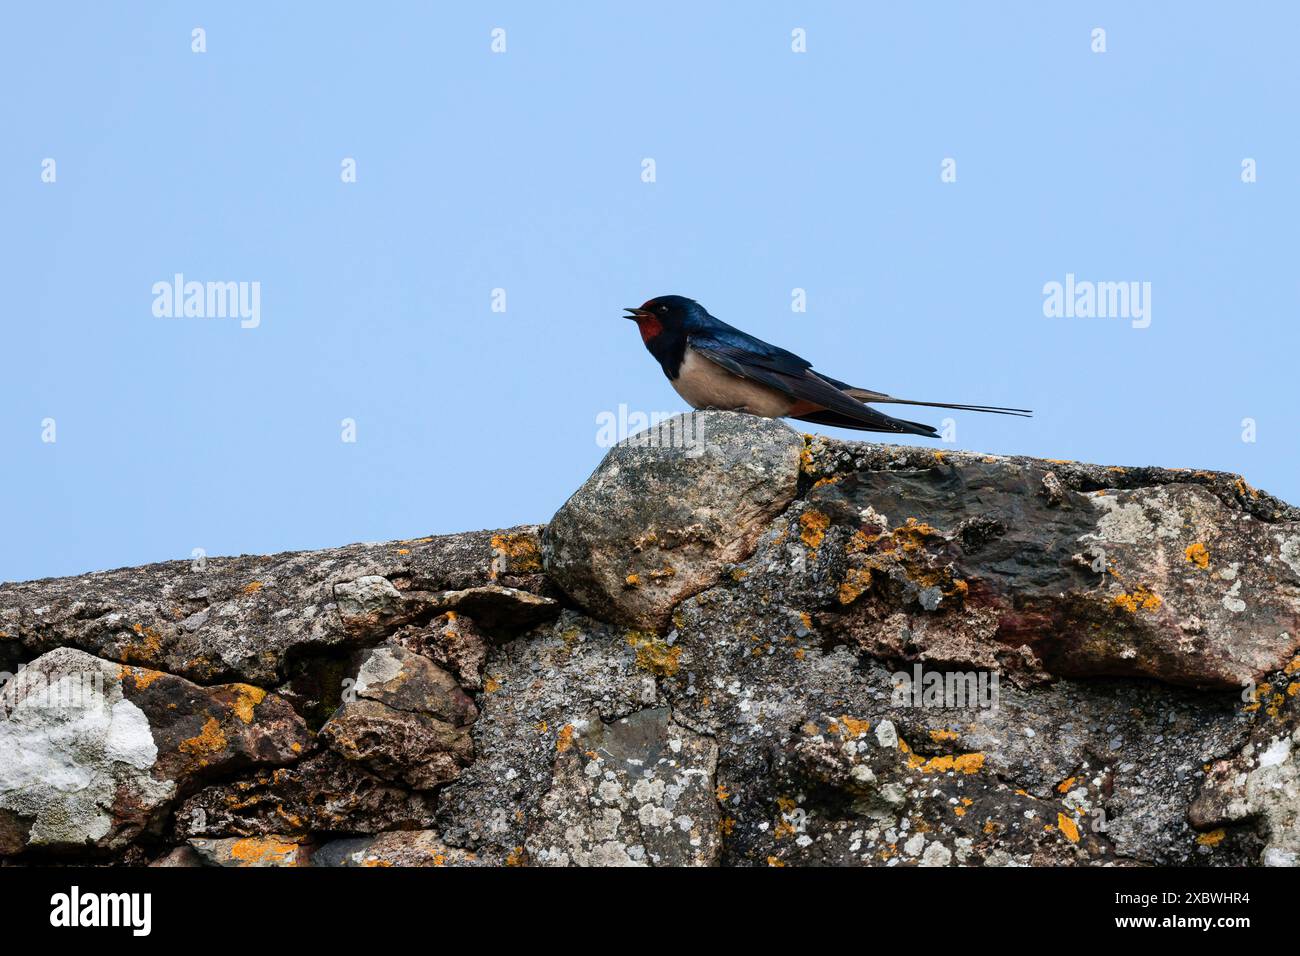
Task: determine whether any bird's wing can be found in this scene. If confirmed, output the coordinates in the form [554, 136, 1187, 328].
[683, 319, 814, 370]
[687, 332, 925, 433]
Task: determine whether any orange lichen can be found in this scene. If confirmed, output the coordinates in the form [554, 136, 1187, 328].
[1244, 683, 1271, 716]
[840, 716, 871, 737]
[1196, 829, 1226, 847]
[929, 729, 959, 743]
[1057, 813, 1080, 843]
[274, 806, 303, 828]
[1264, 687, 1285, 719]
[907, 751, 985, 774]
[953, 753, 985, 774]
[396, 548, 410, 556]
[624, 573, 641, 588]
[909, 753, 950, 772]
[490, 533, 542, 574]
[1057, 776, 1077, 793]
[178, 717, 227, 764]
[119, 665, 166, 690]
[242, 581, 264, 595]
[1184, 542, 1210, 569]
[484, 675, 501, 693]
[231, 684, 267, 724]
[846, 529, 880, 554]
[766, 855, 786, 867]
[799, 510, 830, 549]
[799, 437, 816, 475]
[1112, 586, 1163, 613]
[891, 518, 939, 553]
[228, 837, 299, 865]
[837, 567, 873, 605]
[626, 632, 682, 677]
[555, 724, 575, 753]
[122, 625, 164, 663]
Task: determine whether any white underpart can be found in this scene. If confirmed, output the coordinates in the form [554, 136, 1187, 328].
[669, 348, 794, 418]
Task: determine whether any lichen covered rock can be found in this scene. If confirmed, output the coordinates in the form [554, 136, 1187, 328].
[0, 647, 309, 854]
[527, 707, 720, 866]
[0, 525, 548, 686]
[2, 414, 1298, 867]
[543, 411, 803, 631]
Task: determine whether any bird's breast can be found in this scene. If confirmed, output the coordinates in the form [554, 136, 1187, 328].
[669, 348, 795, 418]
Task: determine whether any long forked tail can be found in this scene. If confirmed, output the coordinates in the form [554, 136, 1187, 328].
[840, 387, 1031, 418]
[829, 381, 1032, 418]
[871, 398, 1032, 418]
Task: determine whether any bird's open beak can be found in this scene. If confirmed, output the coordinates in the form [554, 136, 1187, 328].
[623, 307, 649, 320]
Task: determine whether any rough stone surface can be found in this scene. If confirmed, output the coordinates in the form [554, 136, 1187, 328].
[2, 413, 1298, 866]
[1190, 683, 1300, 867]
[173, 751, 438, 839]
[0, 647, 308, 854]
[322, 699, 473, 790]
[794, 438, 1300, 689]
[312, 830, 492, 867]
[188, 835, 312, 867]
[543, 411, 803, 631]
[526, 707, 720, 866]
[0, 525, 548, 686]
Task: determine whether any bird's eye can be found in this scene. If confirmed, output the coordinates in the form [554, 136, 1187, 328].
[658, 305, 668, 313]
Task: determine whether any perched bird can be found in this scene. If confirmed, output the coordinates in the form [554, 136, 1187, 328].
[624, 295, 1031, 437]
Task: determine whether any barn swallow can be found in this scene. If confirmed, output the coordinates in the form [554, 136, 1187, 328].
[624, 295, 1031, 437]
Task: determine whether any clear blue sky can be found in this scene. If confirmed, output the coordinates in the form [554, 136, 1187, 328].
[3, 3, 1296, 583]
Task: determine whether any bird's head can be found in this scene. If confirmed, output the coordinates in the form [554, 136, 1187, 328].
[623, 295, 700, 344]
